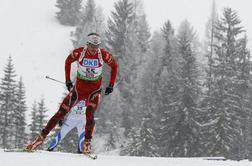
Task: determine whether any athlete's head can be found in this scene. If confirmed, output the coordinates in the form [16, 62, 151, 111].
[87, 33, 101, 48]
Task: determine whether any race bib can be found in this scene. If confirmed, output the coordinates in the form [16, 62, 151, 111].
[77, 58, 103, 81]
[83, 59, 99, 67]
[71, 100, 86, 115]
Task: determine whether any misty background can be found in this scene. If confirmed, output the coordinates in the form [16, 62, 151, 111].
[1, 0, 252, 160]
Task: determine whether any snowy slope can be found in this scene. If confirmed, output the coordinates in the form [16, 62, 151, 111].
[0, 149, 251, 166]
[0, 0, 74, 118]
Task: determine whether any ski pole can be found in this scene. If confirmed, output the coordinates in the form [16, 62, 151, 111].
[45, 75, 123, 88]
[45, 75, 65, 85]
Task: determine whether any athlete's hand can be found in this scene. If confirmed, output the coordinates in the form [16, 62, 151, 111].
[105, 84, 113, 95]
[58, 119, 63, 127]
[65, 80, 73, 91]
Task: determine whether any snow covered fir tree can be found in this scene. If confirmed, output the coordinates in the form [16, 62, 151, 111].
[55, 0, 82, 26]
[1, 0, 252, 161]
[0, 57, 27, 149]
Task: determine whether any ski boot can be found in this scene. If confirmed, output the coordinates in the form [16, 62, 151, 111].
[26, 133, 45, 151]
[83, 139, 91, 154]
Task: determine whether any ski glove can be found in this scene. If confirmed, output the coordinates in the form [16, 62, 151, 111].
[66, 80, 73, 92]
[58, 119, 63, 127]
[105, 84, 113, 95]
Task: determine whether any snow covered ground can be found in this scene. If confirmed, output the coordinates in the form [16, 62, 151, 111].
[0, 149, 251, 166]
[0, 0, 74, 119]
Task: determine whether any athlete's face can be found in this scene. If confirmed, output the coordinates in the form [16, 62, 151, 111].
[87, 43, 99, 55]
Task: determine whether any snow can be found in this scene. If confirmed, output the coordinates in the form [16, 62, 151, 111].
[1, 1, 252, 165]
[0, 149, 251, 166]
[192, 118, 219, 128]
[0, 0, 74, 120]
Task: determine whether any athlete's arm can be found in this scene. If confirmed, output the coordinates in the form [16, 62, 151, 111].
[100, 49, 118, 86]
[65, 48, 82, 81]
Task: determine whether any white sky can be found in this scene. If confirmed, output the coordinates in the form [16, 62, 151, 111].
[0, 0, 252, 121]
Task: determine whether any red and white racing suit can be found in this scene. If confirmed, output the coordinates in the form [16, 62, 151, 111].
[41, 45, 118, 140]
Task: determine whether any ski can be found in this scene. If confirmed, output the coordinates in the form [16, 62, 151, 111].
[4, 148, 36, 153]
[4, 148, 97, 159]
[83, 153, 98, 160]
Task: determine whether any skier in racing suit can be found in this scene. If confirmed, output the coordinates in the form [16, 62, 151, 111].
[47, 100, 87, 153]
[26, 33, 118, 154]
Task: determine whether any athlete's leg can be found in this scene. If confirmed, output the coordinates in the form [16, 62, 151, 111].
[26, 88, 78, 150]
[47, 117, 75, 151]
[85, 90, 101, 140]
[76, 116, 86, 153]
[83, 90, 101, 153]
[41, 88, 78, 138]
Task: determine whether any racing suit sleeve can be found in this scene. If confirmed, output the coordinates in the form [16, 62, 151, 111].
[100, 49, 118, 86]
[65, 48, 82, 81]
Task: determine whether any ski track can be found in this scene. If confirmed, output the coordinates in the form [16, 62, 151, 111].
[0, 149, 251, 166]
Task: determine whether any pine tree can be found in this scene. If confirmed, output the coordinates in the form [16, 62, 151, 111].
[105, 0, 150, 136]
[99, 0, 135, 151]
[122, 32, 163, 156]
[71, 0, 105, 48]
[199, 1, 220, 156]
[204, 0, 218, 93]
[13, 77, 27, 148]
[235, 36, 252, 159]
[29, 97, 48, 145]
[105, 0, 134, 58]
[55, 0, 82, 26]
[166, 20, 202, 157]
[131, 0, 151, 56]
[94, 0, 133, 143]
[29, 101, 39, 142]
[96, 88, 124, 151]
[104, 132, 116, 151]
[125, 1, 151, 137]
[137, 115, 159, 157]
[204, 8, 251, 158]
[155, 20, 182, 157]
[37, 97, 48, 149]
[123, 113, 159, 157]
[227, 36, 252, 159]
[37, 97, 48, 130]
[0, 56, 17, 148]
[102, 0, 153, 153]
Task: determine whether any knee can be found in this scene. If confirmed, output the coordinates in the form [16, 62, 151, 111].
[57, 107, 68, 117]
[86, 105, 95, 112]
[86, 109, 95, 121]
[51, 108, 68, 123]
[87, 118, 95, 127]
[60, 103, 70, 112]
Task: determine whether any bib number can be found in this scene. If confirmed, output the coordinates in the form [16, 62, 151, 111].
[86, 68, 96, 78]
[77, 58, 103, 81]
[72, 100, 86, 115]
